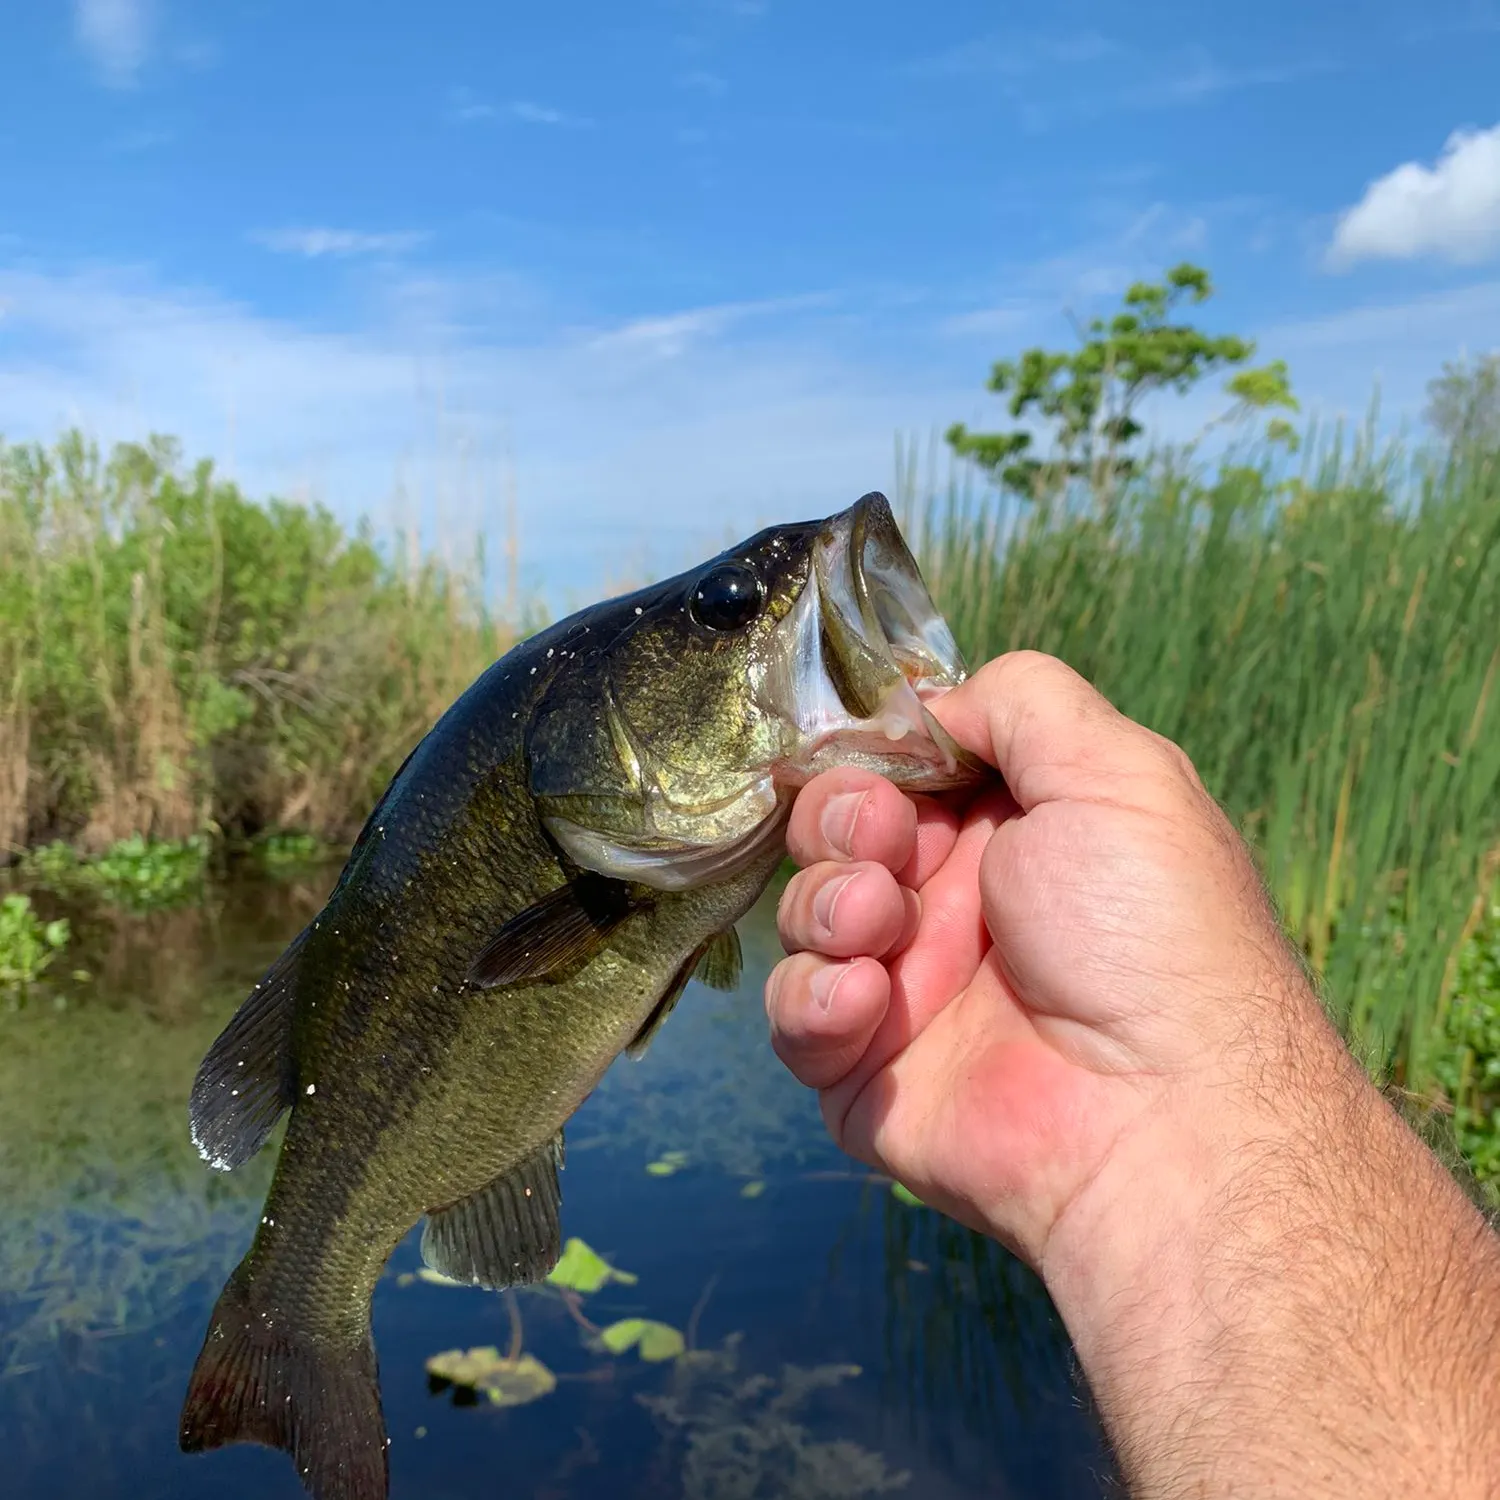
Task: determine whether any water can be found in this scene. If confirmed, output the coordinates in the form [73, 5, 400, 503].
[0, 868, 1118, 1499]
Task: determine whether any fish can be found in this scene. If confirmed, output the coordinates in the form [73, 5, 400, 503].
[177, 491, 986, 1500]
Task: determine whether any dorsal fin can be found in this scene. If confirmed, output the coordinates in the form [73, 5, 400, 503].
[189, 928, 307, 1172]
[466, 874, 636, 989]
[420, 1131, 565, 1288]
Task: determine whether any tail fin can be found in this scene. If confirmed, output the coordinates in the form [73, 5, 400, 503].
[179, 1269, 388, 1500]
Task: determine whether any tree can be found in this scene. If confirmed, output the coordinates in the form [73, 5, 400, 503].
[1424, 353, 1500, 454]
[946, 263, 1298, 499]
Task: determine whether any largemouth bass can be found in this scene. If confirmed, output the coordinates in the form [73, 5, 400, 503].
[178, 492, 985, 1500]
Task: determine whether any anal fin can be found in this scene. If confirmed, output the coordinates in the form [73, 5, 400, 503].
[189, 926, 307, 1172]
[420, 1131, 565, 1289]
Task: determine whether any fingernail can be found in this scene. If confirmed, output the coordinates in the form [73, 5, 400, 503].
[810, 961, 852, 1014]
[820, 790, 867, 857]
[812, 872, 857, 937]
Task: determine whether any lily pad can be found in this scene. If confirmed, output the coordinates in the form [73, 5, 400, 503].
[645, 1149, 690, 1177]
[597, 1318, 686, 1362]
[890, 1182, 924, 1208]
[545, 1236, 638, 1294]
[425, 1347, 556, 1407]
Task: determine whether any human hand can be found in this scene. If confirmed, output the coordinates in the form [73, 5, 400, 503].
[768, 650, 1500, 1497]
[766, 649, 1343, 1273]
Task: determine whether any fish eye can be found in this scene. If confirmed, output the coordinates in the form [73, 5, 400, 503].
[690, 562, 764, 633]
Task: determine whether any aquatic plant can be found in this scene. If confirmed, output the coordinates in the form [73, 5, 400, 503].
[0, 429, 524, 856]
[598, 1317, 686, 1362]
[251, 829, 331, 869]
[0, 893, 69, 995]
[908, 424, 1500, 1108]
[17, 833, 209, 910]
[639, 1333, 911, 1499]
[1434, 903, 1500, 1191]
[546, 1236, 640, 1294]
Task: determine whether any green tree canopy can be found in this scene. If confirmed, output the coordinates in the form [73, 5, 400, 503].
[1424, 353, 1500, 454]
[946, 262, 1297, 498]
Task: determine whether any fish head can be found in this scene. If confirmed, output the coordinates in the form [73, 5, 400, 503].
[527, 491, 987, 891]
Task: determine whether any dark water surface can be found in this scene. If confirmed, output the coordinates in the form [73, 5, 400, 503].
[0, 869, 1118, 1499]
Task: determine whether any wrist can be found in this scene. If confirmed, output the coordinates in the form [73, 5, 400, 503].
[1036, 987, 1500, 1496]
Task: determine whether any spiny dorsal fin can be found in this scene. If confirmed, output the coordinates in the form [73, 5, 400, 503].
[466, 874, 636, 989]
[420, 1131, 565, 1288]
[189, 927, 307, 1172]
[694, 926, 742, 991]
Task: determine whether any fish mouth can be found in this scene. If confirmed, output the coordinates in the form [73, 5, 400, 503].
[763, 492, 988, 791]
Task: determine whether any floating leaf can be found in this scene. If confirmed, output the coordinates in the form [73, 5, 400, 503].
[597, 1318, 685, 1362]
[646, 1149, 690, 1177]
[890, 1182, 924, 1208]
[546, 1236, 637, 1294]
[425, 1346, 556, 1407]
[426, 1345, 502, 1384]
[598, 1318, 646, 1354]
[739, 1180, 765, 1199]
[480, 1354, 557, 1407]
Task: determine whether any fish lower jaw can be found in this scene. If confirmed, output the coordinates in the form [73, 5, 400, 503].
[772, 726, 959, 791]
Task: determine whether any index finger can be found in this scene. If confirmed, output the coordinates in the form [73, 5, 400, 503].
[785, 769, 962, 887]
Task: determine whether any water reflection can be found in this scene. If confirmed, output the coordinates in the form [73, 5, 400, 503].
[0, 868, 1118, 1497]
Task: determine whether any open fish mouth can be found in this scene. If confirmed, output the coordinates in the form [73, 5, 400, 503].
[761, 492, 988, 791]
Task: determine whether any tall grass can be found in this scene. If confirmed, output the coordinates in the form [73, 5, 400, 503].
[0, 431, 522, 856]
[902, 428, 1500, 1100]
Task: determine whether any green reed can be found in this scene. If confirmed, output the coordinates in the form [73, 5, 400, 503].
[0, 430, 524, 858]
[901, 426, 1500, 1104]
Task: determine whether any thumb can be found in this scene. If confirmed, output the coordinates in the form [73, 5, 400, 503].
[929, 651, 1181, 814]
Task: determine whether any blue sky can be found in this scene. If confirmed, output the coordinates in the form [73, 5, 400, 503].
[2, 1, 1499, 600]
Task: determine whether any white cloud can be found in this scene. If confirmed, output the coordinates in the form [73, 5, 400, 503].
[74, 0, 154, 87]
[4, 233, 1493, 611]
[938, 305, 1035, 340]
[916, 28, 1119, 77]
[585, 294, 834, 360]
[508, 100, 592, 128]
[1327, 123, 1500, 268]
[445, 91, 592, 128]
[0, 263, 968, 603]
[445, 87, 496, 123]
[252, 228, 429, 259]
[678, 69, 727, 95]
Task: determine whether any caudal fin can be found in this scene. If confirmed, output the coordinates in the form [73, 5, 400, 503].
[179, 1269, 387, 1500]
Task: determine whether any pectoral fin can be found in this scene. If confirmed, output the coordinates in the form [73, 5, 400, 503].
[467, 874, 636, 989]
[420, 1131, 566, 1288]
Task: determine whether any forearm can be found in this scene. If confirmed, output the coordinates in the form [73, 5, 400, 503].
[1041, 991, 1500, 1498]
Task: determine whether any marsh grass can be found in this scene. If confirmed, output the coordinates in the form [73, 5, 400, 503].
[900, 427, 1500, 1105]
[0, 431, 524, 857]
